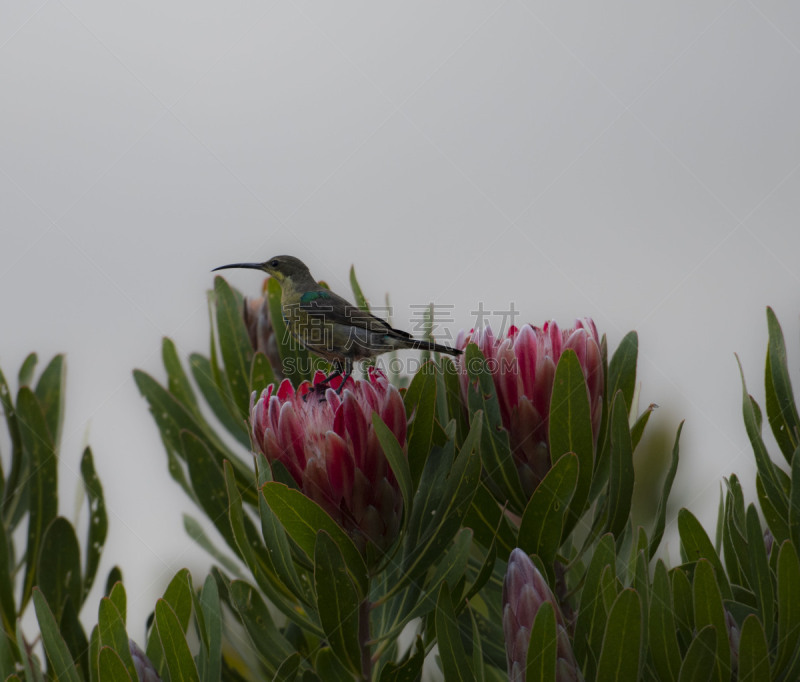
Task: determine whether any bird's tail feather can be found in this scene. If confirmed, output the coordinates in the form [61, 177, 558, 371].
[404, 338, 463, 356]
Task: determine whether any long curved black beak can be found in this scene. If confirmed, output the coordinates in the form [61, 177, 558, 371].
[211, 262, 265, 272]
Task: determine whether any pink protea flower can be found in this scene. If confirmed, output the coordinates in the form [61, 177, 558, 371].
[503, 549, 580, 682]
[250, 368, 406, 553]
[243, 290, 283, 379]
[457, 319, 603, 496]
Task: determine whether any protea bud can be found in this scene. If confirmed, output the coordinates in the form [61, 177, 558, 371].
[503, 549, 580, 682]
[457, 320, 603, 496]
[129, 639, 161, 682]
[243, 293, 283, 379]
[251, 369, 406, 554]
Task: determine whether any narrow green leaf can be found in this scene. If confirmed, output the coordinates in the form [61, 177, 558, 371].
[162, 338, 199, 413]
[37, 518, 81, 621]
[737, 614, 770, 682]
[17, 387, 58, 609]
[88, 625, 99, 682]
[462, 481, 517, 556]
[435, 584, 475, 682]
[272, 653, 301, 682]
[228, 580, 294, 672]
[0, 364, 24, 525]
[257, 488, 307, 602]
[790, 445, 800, 554]
[678, 508, 732, 600]
[81, 447, 107, 603]
[32, 589, 81, 682]
[649, 560, 680, 682]
[349, 265, 370, 312]
[403, 365, 437, 488]
[214, 276, 255, 419]
[678, 626, 716, 682]
[671, 568, 694, 644]
[692, 559, 729, 682]
[517, 453, 578, 571]
[549, 350, 594, 535]
[160, 568, 193, 633]
[97, 597, 137, 681]
[250, 351, 276, 396]
[373, 414, 413, 530]
[737, 355, 788, 519]
[765, 307, 800, 463]
[745, 504, 774, 642]
[98, 647, 132, 682]
[650, 421, 683, 559]
[34, 354, 65, 450]
[525, 601, 557, 682]
[775, 539, 800, 676]
[199, 576, 222, 682]
[574, 534, 615, 670]
[262, 482, 368, 597]
[463, 343, 527, 513]
[314, 532, 362, 675]
[596, 589, 641, 681]
[0, 516, 16, 646]
[606, 391, 634, 538]
[630, 403, 656, 451]
[189, 353, 250, 448]
[756, 473, 790, 543]
[59, 597, 89, 682]
[18, 353, 37, 387]
[155, 599, 200, 682]
[608, 332, 638, 415]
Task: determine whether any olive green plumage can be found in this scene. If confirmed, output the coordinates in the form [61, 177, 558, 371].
[213, 255, 462, 387]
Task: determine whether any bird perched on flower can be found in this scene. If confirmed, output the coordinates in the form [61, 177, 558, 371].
[213, 255, 462, 390]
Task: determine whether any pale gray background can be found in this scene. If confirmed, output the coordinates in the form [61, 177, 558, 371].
[2, 0, 800, 644]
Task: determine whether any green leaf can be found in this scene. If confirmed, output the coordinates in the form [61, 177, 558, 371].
[227, 580, 294, 672]
[790, 446, 800, 554]
[34, 354, 65, 450]
[549, 350, 594, 535]
[678, 508, 732, 600]
[98, 647, 132, 682]
[0, 516, 16, 645]
[349, 265, 370, 312]
[161, 570, 193, 634]
[737, 355, 788, 519]
[606, 391, 634, 538]
[199, 576, 222, 682]
[18, 353, 37, 387]
[189, 353, 250, 448]
[462, 481, 517, 556]
[649, 560, 680, 682]
[737, 614, 770, 682]
[671, 568, 694, 644]
[650, 421, 683, 559]
[403, 365, 437, 488]
[314, 532, 362, 675]
[155, 599, 201, 682]
[756, 473, 790, 543]
[37, 517, 81, 621]
[435, 583, 475, 682]
[517, 453, 578, 571]
[525, 601, 557, 682]
[678, 625, 716, 682]
[162, 337, 199, 413]
[630, 403, 656, 451]
[608, 332, 638, 415]
[17, 387, 58, 610]
[108, 582, 126, 626]
[765, 307, 800, 463]
[373, 413, 413, 530]
[257, 487, 307, 602]
[32, 589, 81, 682]
[272, 653, 301, 682]
[97, 597, 137, 682]
[59, 597, 89, 682]
[17, 619, 45, 682]
[463, 343, 527, 513]
[81, 447, 108, 603]
[214, 276, 255, 419]
[261, 482, 368, 597]
[775, 539, 800, 676]
[596, 588, 641, 681]
[0, 364, 24, 526]
[692, 559, 729, 682]
[574, 534, 615, 671]
[745, 504, 774, 642]
[250, 351, 276, 396]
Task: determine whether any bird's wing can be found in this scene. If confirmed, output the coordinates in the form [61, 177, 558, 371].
[297, 289, 412, 339]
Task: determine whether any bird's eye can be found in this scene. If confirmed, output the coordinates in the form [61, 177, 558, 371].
[270, 259, 280, 268]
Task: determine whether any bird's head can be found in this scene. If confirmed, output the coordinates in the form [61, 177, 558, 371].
[212, 255, 314, 285]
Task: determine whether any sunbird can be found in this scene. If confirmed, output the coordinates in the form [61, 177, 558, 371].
[213, 255, 462, 391]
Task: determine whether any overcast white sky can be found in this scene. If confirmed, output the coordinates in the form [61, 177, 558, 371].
[3, 0, 800, 637]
